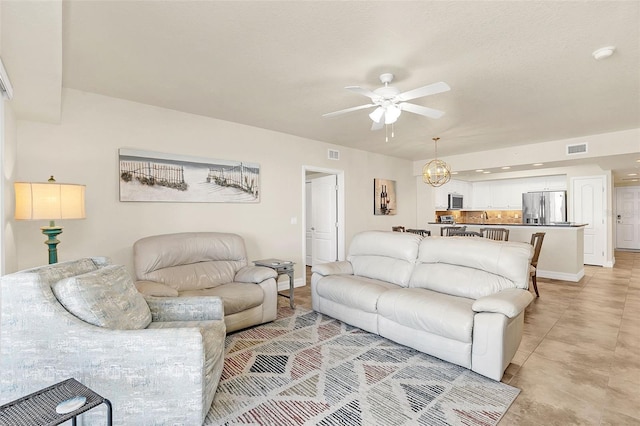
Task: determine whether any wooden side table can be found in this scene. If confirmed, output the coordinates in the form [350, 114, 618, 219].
[253, 258, 295, 308]
[0, 378, 112, 425]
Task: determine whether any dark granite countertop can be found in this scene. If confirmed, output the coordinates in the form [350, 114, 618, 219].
[428, 222, 587, 228]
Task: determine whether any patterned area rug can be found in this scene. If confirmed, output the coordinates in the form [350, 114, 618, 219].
[205, 307, 519, 426]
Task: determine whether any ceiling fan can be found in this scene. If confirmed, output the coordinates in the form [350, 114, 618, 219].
[323, 73, 451, 132]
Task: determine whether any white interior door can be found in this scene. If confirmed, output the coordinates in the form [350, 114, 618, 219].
[616, 186, 640, 249]
[311, 175, 337, 265]
[571, 176, 606, 266]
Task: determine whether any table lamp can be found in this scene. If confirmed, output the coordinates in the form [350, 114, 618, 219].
[14, 176, 86, 264]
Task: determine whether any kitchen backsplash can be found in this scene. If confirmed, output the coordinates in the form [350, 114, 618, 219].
[435, 210, 523, 224]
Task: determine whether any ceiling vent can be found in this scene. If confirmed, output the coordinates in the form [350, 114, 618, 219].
[566, 143, 587, 155]
[328, 149, 340, 160]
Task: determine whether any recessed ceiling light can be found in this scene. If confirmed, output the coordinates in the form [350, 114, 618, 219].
[592, 46, 616, 60]
[501, 166, 511, 170]
[483, 171, 491, 174]
[636, 159, 640, 163]
[629, 173, 638, 176]
[475, 169, 484, 172]
[533, 163, 544, 166]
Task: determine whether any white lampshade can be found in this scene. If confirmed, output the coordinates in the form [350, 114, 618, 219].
[15, 182, 86, 221]
[369, 107, 385, 123]
[384, 105, 401, 124]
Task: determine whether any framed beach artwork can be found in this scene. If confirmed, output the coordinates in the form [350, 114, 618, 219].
[119, 148, 260, 203]
[374, 178, 396, 215]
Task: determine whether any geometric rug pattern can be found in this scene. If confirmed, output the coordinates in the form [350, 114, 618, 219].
[205, 307, 520, 425]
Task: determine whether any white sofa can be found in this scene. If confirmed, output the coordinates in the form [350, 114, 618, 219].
[311, 231, 534, 380]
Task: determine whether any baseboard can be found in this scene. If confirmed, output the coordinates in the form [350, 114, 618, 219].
[277, 277, 305, 291]
[537, 268, 584, 282]
[604, 259, 615, 268]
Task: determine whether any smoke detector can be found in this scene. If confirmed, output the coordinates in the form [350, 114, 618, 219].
[592, 46, 615, 60]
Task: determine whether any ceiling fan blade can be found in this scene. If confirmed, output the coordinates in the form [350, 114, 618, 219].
[397, 81, 450, 102]
[322, 103, 375, 118]
[399, 102, 445, 119]
[345, 86, 380, 99]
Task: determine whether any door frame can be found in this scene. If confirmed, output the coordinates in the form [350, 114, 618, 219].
[301, 166, 345, 271]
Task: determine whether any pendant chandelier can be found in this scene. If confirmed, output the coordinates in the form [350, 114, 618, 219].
[422, 137, 451, 187]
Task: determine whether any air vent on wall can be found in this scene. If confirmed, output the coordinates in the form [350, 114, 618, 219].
[567, 143, 587, 155]
[328, 149, 340, 160]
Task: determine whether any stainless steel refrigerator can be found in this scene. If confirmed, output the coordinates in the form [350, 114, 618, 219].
[522, 191, 567, 225]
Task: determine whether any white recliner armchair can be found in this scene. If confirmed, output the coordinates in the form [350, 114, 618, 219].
[133, 232, 278, 332]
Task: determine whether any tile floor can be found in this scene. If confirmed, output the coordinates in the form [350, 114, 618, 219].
[280, 250, 640, 425]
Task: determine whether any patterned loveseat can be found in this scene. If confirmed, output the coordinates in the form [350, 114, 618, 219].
[0, 257, 225, 425]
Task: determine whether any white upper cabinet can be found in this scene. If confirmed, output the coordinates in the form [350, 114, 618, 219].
[472, 180, 520, 209]
[434, 179, 471, 210]
[433, 175, 568, 211]
[470, 175, 567, 210]
[434, 185, 448, 209]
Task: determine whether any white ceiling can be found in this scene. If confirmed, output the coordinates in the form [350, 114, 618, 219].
[56, 2, 640, 180]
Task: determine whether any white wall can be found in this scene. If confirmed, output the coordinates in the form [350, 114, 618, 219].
[2, 99, 17, 274]
[412, 129, 640, 175]
[11, 89, 416, 276]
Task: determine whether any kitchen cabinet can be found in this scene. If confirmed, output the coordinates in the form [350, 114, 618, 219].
[471, 176, 566, 210]
[435, 175, 568, 211]
[435, 186, 448, 209]
[435, 179, 471, 210]
[472, 180, 521, 209]
[527, 175, 567, 191]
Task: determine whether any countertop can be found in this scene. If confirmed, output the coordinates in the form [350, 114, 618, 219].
[428, 222, 588, 228]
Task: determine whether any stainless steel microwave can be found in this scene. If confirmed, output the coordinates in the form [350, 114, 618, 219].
[448, 193, 463, 210]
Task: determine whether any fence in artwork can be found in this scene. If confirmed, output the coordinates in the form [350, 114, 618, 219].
[120, 161, 187, 191]
[207, 163, 259, 198]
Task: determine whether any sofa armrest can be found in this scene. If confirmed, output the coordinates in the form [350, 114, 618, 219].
[312, 261, 353, 276]
[472, 288, 533, 318]
[145, 295, 224, 322]
[235, 265, 277, 284]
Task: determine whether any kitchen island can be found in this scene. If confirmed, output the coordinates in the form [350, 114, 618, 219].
[427, 223, 586, 282]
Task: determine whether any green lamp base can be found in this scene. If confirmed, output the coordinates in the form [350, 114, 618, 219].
[41, 226, 63, 264]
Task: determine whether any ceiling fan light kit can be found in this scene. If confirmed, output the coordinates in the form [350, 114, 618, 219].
[423, 137, 451, 187]
[323, 73, 451, 141]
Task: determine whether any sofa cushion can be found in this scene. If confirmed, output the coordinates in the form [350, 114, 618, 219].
[180, 282, 264, 315]
[377, 288, 475, 343]
[53, 265, 151, 329]
[347, 231, 421, 287]
[412, 238, 533, 297]
[315, 274, 400, 314]
[410, 263, 520, 299]
[135, 280, 180, 297]
[134, 232, 248, 291]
